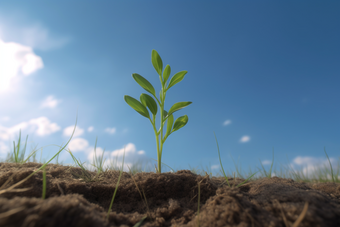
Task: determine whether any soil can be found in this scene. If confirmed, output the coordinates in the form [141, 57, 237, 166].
[0, 162, 339, 227]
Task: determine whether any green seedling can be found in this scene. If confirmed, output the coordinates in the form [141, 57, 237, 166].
[124, 49, 192, 174]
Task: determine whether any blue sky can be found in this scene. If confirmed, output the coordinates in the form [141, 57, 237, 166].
[0, 1, 339, 178]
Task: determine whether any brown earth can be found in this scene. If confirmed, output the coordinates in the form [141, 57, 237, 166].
[0, 162, 339, 227]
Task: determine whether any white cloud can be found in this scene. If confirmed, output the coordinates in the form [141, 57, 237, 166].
[59, 128, 148, 172]
[211, 164, 220, 170]
[0, 116, 61, 141]
[0, 39, 43, 92]
[28, 117, 61, 136]
[66, 137, 89, 153]
[105, 127, 116, 134]
[223, 120, 231, 126]
[293, 156, 317, 166]
[21, 52, 43, 74]
[0, 140, 10, 156]
[261, 160, 272, 165]
[63, 125, 84, 138]
[110, 143, 145, 157]
[2, 121, 148, 172]
[40, 95, 62, 109]
[239, 135, 250, 143]
[287, 156, 339, 178]
[81, 143, 147, 172]
[86, 146, 106, 162]
[0, 116, 61, 158]
[0, 14, 70, 93]
[87, 126, 94, 132]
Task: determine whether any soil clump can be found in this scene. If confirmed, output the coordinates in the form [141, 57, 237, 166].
[0, 162, 339, 227]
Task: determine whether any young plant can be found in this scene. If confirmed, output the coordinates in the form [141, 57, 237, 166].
[124, 49, 192, 174]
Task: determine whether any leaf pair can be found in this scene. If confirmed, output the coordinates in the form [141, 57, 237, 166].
[163, 110, 189, 143]
[124, 94, 191, 123]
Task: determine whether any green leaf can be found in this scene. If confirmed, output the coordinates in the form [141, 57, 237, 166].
[133, 216, 147, 227]
[162, 65, 171, 86]
[167, 71, 187, 90]
[132, 73, 156, 97]
[163, 109, 168, 118]
[172, 115, 188, 132]
[140, 93, 158, 116]
[164, 112, 174, 139]
[168, 101, 192, 116]
[124, 95, 150, 118]
[152, 49, 163, 76]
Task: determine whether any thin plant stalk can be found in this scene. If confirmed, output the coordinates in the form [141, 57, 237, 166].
[229, 154, 245, 179]
[258, 147, 275, 178]
[91, 136, 107, 174]
[107, 147, 126, 220]
[67, 149, 92, 181]
[133, 216, 148, 227]
[8, 130, 40, 165]
[40, 148, 43, 163]
[284, 154, 301, 180]
[324, 147, 335, 183]
[214, 131, 259, 188]
[12, 130, 28, 163]
[56, 152, 60, 165]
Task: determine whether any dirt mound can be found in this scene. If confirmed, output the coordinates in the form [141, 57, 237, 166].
[0, 162, 339, 227]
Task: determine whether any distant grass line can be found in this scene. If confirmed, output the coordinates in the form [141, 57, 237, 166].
[0, 113, 338, 226]
[1, 130, 339, 183]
